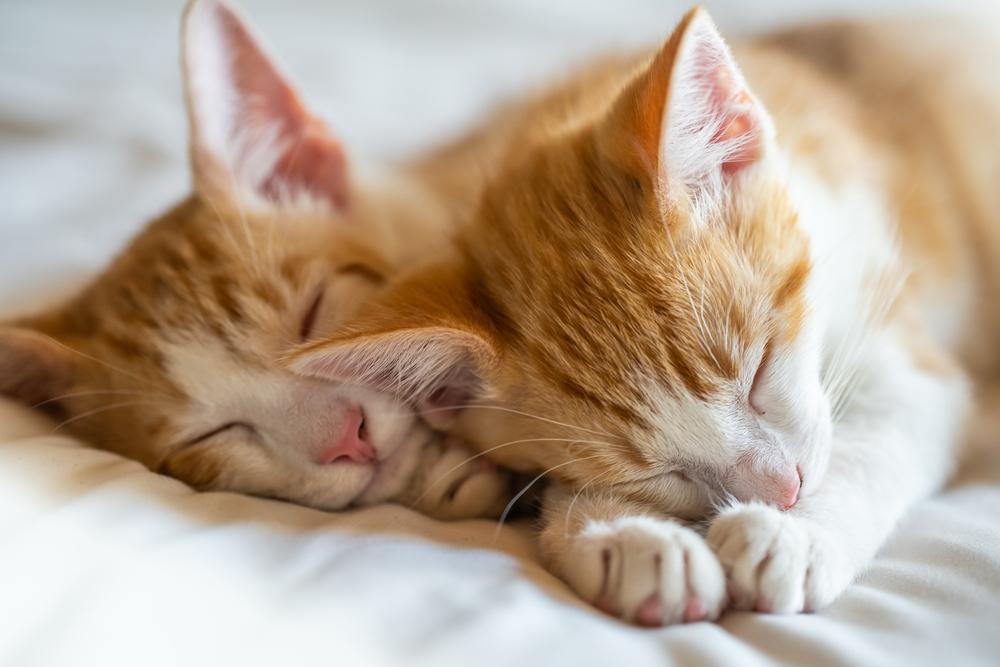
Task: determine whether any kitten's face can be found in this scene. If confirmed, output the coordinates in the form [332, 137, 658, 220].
[5, 198, 441, 511]
[0, 0, 497, 516]
[447, 133, 832, 518]
[294, 10, 834, 519]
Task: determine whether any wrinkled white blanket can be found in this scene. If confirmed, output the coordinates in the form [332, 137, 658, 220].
[1, 2, 998, 665]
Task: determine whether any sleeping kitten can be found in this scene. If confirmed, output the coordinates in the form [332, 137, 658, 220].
[292, 9, 997, 623]
[0, 0, 508, 521]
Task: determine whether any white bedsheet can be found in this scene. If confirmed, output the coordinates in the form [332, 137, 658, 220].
[1, 2, 998, 665]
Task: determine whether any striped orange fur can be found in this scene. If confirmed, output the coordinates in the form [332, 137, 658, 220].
[0, 0, 509, 521]
[294, 8, 998, 624]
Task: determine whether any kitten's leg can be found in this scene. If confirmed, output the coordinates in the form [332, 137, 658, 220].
[539, 486, 727, 626]
[707, 332, 970, 613]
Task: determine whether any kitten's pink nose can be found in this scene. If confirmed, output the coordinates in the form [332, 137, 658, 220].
[316, 406, 375, 465]
[774, 464, 802, 510]
[730, 461, 801, 509]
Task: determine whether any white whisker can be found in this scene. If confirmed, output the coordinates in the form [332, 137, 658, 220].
[665, 225, 723, 371]
[33, 388, 170, 409]
[492, 455, 602, 544]
[562, 469, 616, 536]
[409, 403, 625, 442]
[38, 336, 167, 393]
[412, 436, 622, 508]
[50, 400, 159, 433]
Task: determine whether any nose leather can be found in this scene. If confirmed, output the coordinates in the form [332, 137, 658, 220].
[729, 460, 802, 510]
[772, 463, 801, 510]
[316, 407, 375, 465]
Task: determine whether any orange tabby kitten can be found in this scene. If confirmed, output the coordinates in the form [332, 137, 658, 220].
[294, 9, 997, 624]
[0, 0, 508, 520]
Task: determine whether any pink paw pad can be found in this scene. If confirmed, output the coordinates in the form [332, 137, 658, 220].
[635, 595, 663, 627]
[684, 598, 707, 622]
[595, 595, 619, 618]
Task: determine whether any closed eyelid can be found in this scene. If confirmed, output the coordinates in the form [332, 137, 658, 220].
[334, 262, 386, 285]
[178, 421, 255, 449]
[299, 288, 326, 341]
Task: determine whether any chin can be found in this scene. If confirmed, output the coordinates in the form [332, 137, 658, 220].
[267, 465, 378, 512]
[287, 485, 366, 512]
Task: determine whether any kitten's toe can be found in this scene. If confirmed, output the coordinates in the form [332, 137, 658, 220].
[559, 516, 726, 626]
[409, 439, 509, 520]
[707, 504, 846, 614]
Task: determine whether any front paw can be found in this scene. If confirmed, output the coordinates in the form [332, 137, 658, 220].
[706, 504, 848, 614]
[408, 438, 509, 520]
[556, 516, 726, 626]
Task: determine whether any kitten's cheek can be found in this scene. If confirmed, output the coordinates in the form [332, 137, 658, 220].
[798, 453, 828, 498]
[803, 397, 835, 491]
[798, 426, 834, 497]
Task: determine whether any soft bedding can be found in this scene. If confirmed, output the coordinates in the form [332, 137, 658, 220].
[1, 1, 998, 665]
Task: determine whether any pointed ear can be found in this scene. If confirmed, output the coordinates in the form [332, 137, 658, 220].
[182, 0, 349, 211]
[286, 270, 499, 429]
[291, 325, 495, 418]
[605, 7, 773, 210]
[0, 327, 75, 412]
[291, 326, 497, 431]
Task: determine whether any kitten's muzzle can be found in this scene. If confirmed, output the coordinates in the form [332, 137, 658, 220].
[729, 461, 802, 510]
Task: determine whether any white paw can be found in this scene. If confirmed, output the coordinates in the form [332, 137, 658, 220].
[706, 504, 847, 614]
[559, 516, 726, 626]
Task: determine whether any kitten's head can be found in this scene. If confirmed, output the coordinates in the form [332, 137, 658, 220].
[292, 9, 833, 519]
[0, 0, 451, 512]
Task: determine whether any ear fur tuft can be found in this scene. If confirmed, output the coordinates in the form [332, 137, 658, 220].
[290, 327, 495, 406]
[608, 7, 773, 216]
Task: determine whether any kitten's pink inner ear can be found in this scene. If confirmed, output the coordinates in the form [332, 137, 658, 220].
[682, 35, 762, 175]
[184, 0, 349, 210]
[259, 119, 349, 209]
[289, 327, 494, 410]
[622, 8, 771, 201]
[661, 10, 768, 188]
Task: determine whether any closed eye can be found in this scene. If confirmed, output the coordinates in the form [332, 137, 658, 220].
[334, 262, 386, 284]
[185, 421, 255, 447]
[299, 288, 326, 341]
[749, 343, 772, 416]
